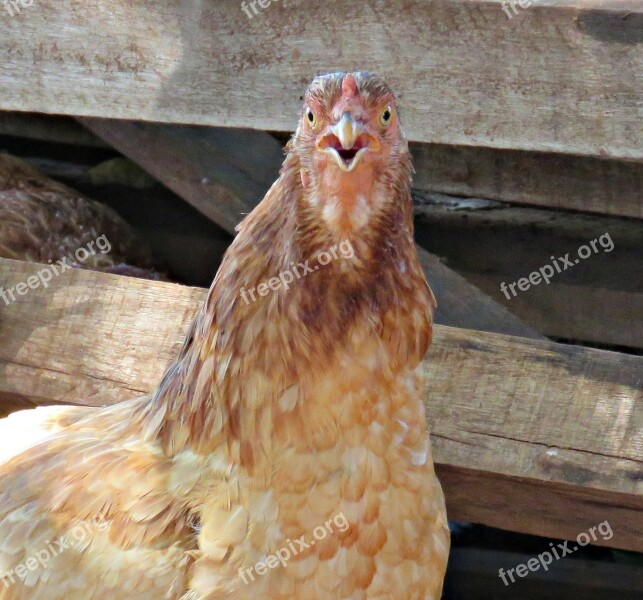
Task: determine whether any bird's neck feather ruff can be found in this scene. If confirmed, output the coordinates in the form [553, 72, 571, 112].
[137, 148, 434, 464]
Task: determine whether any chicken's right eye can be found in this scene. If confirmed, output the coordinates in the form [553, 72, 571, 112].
[306, 108, 316, 128]
[380, 105, 393, 127]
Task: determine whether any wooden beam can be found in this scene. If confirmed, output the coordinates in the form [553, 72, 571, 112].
[413, 193, 643, 348]
[411, 143, 643, 220]
[2, 0, 641, 160]
[80, 118, 544, 339]
[0, 258, 640, 549]
[0, 258, 202, 414]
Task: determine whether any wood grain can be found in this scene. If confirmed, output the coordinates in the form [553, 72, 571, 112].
[81, 118, 544, 339]
[1, 0, 641, 159]
[411, 143, 643, 220]
[416, 249, 543, 339]
[0, 258, 640, 550]
[0, 259, 202, 413]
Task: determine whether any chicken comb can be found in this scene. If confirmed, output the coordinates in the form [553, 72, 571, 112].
[342, 73, 359, 99]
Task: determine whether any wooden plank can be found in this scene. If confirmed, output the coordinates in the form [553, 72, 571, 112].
[411, 143, 643, 220]
[0, 259, 202, 414]
[413, 192, 643, 348]
[81, 118, 544, 339]
[1, 0, 642, 160]
[0, 258, 641, 550]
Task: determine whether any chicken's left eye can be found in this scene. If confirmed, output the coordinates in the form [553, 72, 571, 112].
[306, 107, 316, 128]
[380, 106, 393, 127]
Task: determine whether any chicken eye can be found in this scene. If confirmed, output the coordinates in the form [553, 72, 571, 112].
[305, 107, 316, 128]
[380, 106, 393, 127]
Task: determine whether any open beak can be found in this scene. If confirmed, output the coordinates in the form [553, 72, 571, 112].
[317, 113, 379, 172]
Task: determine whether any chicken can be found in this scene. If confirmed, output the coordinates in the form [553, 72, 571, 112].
[0, 72, 449, 599]
[0, 153, 161, 280]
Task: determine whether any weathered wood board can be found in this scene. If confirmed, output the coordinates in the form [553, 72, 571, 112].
[1, 0, 642, 159]
[0, 258, 641, 550]
[80, 119, 284, 235]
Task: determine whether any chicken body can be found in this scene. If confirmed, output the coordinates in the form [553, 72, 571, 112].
[0, 73, 449, 599]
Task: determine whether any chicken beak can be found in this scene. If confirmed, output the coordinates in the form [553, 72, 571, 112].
[332, 113, 362, 150]
[317, 113, 377, 172]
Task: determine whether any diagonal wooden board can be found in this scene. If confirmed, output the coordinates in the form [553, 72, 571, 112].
[79, 118, 544, 340]
[0, 258, 640, 550]
[2, 0, 642, 160]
